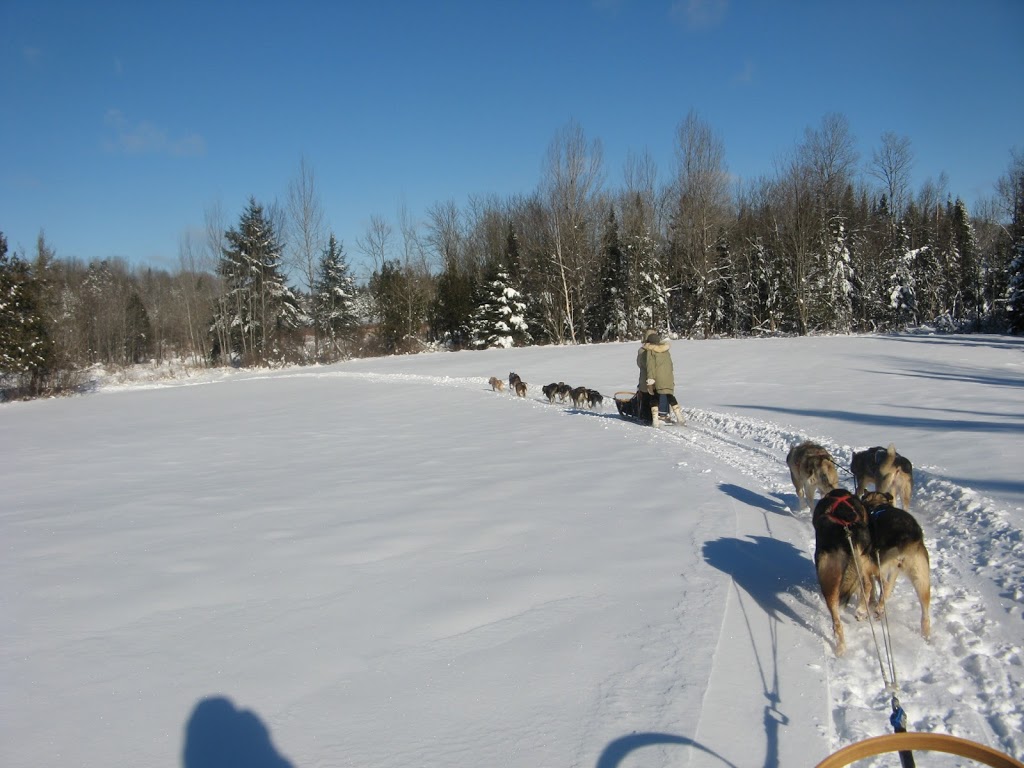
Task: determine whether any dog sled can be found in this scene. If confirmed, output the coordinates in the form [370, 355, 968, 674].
[815, 732, 1023, 767]
[613, 390, 683, 426]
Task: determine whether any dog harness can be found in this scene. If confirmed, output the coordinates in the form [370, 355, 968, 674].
[825, 492, 859, 526]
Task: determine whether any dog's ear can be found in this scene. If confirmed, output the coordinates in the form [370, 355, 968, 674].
[883, 491, 894, 504]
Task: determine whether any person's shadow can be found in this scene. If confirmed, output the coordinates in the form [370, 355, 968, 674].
[182, 695, 295, 768]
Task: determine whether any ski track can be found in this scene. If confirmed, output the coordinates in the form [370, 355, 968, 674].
[313, 370, 1024, 760]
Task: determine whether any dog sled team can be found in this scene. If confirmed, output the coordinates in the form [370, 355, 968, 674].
[489, 329, 684, 426]
[788, 440, 930, 656]
[489, 373, 603, 407]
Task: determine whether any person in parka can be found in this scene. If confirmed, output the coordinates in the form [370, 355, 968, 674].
[637, 329, 684, 426]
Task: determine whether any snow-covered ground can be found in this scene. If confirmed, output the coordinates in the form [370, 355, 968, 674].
[2, 333, 1022, 767]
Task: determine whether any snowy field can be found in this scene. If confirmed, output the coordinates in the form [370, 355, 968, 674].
[2, 333, 1023, 767]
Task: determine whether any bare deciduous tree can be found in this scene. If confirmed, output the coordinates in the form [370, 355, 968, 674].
[286, 156, 327, 353]
[799, 112, 859, 217]
[667, 109, 732, 333]
[541, 119, 604, 343]
[356, 214, 393, 274]
[869, 131, 914, 221]
[425, 199, 464, 271]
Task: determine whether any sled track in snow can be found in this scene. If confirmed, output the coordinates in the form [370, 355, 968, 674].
[639, 404, 1024, 757]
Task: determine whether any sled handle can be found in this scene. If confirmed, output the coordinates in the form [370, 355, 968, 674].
[815, 732, 1023, 768]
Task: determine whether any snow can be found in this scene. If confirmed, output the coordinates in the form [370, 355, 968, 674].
[2, 333, 1023, 767]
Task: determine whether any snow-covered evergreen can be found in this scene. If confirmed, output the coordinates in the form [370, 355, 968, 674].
[312, 233, 358, 359]
[212, 198, 300, 364]
[0, 232, 54, 393]
[469, 267, 531, 349]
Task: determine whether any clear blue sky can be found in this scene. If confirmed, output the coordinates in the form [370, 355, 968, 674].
[2, 0, 1022, 280]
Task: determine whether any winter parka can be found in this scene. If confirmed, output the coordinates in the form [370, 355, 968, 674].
[637, 333, 675, 395]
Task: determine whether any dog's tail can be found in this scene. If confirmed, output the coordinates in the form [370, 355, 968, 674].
[880, 443, 898, 476]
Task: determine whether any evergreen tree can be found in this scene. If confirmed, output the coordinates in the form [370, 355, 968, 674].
[709, 237, 738, 336]
[1006, 166, 1024, 334]
[124, 291, 152, 364]
[587, 207, 627, 341]
[313, 233, 358, 359]
[212, 198, 300, 364]
[368, 260, 430, 354]
[0, 232, 55, 394]
[951, 198, 982, 326]
[884, 222, 917, 329]
[469, 266, 531, 349]
[622, 230, 664, 336]
[429, 265, 476, 349]
[809, 219, 854, 332]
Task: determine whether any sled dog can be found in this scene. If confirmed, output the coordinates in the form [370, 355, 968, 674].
[514, 380, 527, 398]
[812, 489, 877, 656]
[851, 444, 914, 510]
[786, 441, 840, 510]
[860, 490, 931, 640]
[542, 382, 559, 403]
[488, 376, 505, 393]
[570, 386, 590, 408]
[508, 372, 522, 392]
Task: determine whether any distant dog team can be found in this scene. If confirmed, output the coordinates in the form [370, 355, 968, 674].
[491, 373, 603, 409]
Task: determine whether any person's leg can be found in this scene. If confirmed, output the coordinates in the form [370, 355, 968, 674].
[658, 393, 669, 418]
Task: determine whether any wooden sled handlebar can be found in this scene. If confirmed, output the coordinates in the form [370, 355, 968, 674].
[815, 732, 1023, 768]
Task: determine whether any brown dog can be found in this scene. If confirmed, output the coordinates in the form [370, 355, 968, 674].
[851, 444, 914, 510]
[514, 380, 527, 398]
[487, 376, 505, 393]
[508, 372, 522, 392]
[812, 489, 877, 656]
[860, 490, 931, 640]
[787, 441, 840, 510]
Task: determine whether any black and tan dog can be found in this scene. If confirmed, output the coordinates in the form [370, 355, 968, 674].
[787, 441, 840, 510]
[851, 444, 914, 510]
[570, 386, 589, 408]
[586, 389, 604, 409]
[541, 382, 559, 403]
[508, 372, 522, 392]
[812, 489, 877, 656]
[555, 382, 573, 402]
[860, 490, 931, 640]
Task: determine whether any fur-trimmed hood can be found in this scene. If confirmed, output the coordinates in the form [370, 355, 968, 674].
[642, 341, 670, 353]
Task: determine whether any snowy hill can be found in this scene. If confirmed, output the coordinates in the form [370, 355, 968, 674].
[2, 333, 1022, 767]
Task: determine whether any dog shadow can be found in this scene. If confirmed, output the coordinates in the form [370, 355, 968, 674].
[702, 536, 817, 634]
[718, 482, 795, 517]
[182, 695, 295, 768]
[595, 731, 740, 768]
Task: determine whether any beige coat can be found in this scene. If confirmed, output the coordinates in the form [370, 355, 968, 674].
[637, 340, 675, 394]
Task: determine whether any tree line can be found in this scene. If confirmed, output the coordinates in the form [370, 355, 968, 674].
[3, 112, 1024, 399]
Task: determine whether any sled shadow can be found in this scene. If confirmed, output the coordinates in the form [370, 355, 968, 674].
[183, 695, 295, 768]
[595, 731, 740, 768]
[702, 536, 816, 633]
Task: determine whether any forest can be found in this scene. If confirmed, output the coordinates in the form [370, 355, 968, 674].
[3, 112, 1024, 399]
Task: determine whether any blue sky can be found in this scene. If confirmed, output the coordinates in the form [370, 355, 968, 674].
[2, 0, 1022, 280]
